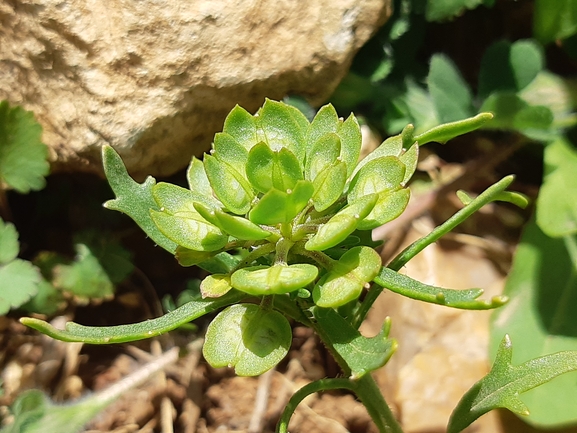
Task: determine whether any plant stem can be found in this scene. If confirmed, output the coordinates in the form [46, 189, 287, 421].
[355, 374, 403, 433]
[353, 175, 515, 328]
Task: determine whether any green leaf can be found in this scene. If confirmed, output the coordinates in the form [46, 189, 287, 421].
[0, 259, 41, 315]
[153, 182, 220, 214]
[259, 99, 307, 161]
[0, 218, 19, 264]
[200, 274, 232, 298]
[313, 247, 382, 308]
[305, 194, 377, 251]
[537, 138, 577, 236]
[20, 290, 244, 343]
[306, 104, 339, 153]
[248, 180, 314, 225]
[204, 154, 254, 215]
[186, 157, 214, 198]
[175, 247, 218, 267]
[428, 54, 474, 123]
[222, 105, 259, 150]
[51, 238, 133, 302]
[425, 0, 486, 22]
[202, 303, 292, 376]
[413, 113, 494, 145]
[231, 264, 318, 295]
[313, 307, 396, 378]
[480, 92, 554, 139]
[311, 161, 347, 212]
[350, 135, 403, 180]
[490, 218, 577, 427]
[305, 133, 341, 182]
[213, 132, 249, 174]
[246, 143, 303, 193]
[478, 40, 544, 98]
[150, 209, 228, 252]
[375, 267, 507, 309]
[534, 0, 577, 44]
[102, 145, 177, 253]
[448, 335, 577, 433]
[357, 188, 411, 230]
[399, 143, 419, 185]
[337, 114, 363, 177]
[0, 100, 49, 193]
[213, 209, 271, 240]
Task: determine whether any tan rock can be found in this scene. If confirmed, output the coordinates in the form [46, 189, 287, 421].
[0, 0, 391, 178]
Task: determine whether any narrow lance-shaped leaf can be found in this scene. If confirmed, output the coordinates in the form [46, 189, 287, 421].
[448, 335, 577, 433]
[102, 145, 177, 253]
[20, 290, 244, 344]
[374, 267, 508, 310]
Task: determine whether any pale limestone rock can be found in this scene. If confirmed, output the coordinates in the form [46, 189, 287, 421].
[0, 0, 391, 178]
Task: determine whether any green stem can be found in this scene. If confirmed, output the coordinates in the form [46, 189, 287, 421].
[353, 175, 515, 328]
[276, 376, 402, 433]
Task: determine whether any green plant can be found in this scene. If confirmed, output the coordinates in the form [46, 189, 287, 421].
[17, 99, 577, 432]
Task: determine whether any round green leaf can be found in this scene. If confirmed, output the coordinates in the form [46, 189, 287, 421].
[246, 142, 275, 193]
[186, 157, 215, 199]
[203, 303, 292, 376]
[200, 274, 232, 298]
[153, 182, 219, 213]
[306, 104, 339, 152]
[305, 194, 377, 251]
[231, 263, 318, 295]
[273, 147, 303, 191]
[357, 188, 411, 230]
[204, 154, 254, 215]
[348, 156, 406, 202]
[313, 246, 382, 308]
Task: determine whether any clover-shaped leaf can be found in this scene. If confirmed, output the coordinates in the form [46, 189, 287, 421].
[0, 100, 50, 193]
[249, 180, 314, 225]
[231, 263, 318, 295]
[203, 303, 292, 376]
[204, 154, 254, 215]
[305, 194, 377, 251]
[313, 246, 382, 308]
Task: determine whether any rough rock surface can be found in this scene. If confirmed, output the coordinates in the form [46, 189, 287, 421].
[0, 0, 391, 178]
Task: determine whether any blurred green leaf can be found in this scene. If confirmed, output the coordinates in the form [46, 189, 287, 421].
[490, 218, 577, 427]
[203, 303, 292, 376]
[478, 40, 544, 98]
[428, 54, 475, 123]
[0, 218, 19, 264]
[425, 0, 487, 22]
[102, 145, 177, 253]
[537, 138, 577, 237]
[534, 0, 577, 44]
[0, 259, 41, 315]
[0, 100, 49, 193]
[449, 335, 577, 433]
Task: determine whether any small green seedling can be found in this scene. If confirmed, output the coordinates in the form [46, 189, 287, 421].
[19, 100, 577, 432]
